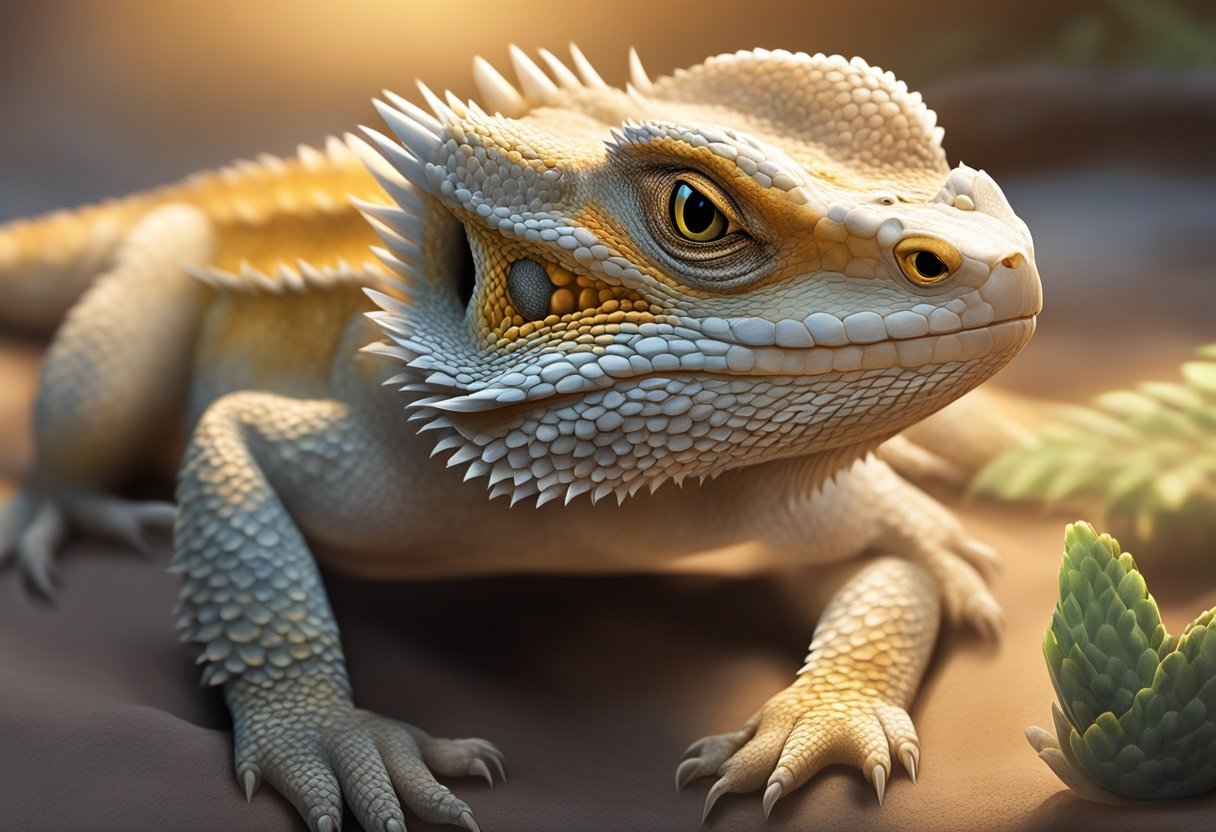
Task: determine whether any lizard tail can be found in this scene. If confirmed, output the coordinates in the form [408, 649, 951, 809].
[0, 196, 152, 334]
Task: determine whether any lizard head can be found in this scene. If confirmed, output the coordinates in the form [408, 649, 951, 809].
[356, 46, 1042, 506]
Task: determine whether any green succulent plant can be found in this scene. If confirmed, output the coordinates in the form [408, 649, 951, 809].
[1027, 521, 1216, 801]
[974, 343, 1216, 565]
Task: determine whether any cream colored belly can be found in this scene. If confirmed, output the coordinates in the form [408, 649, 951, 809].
[305, 445, 862, 582]
[316, 533, 790, 581]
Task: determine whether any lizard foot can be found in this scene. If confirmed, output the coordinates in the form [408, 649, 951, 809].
[0, 487, 174, 597]
[913, 538, 1004, 641]
[232, 684, 502, 832]
[678, 680, 919, 822]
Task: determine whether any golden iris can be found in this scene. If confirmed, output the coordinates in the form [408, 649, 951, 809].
[670, 181, 727, 242]
[893, 236, 962, 286]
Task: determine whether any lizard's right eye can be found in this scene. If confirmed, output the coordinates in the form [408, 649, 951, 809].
[670, 181, 729, 242]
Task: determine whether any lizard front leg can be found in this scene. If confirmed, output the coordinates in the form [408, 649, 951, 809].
[177, 391, 500, 832]
[678, 456, 1000, 819]
[680, 558, 936, 820]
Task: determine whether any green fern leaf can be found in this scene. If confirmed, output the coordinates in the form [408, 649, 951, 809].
[975, 343, 1216, 564]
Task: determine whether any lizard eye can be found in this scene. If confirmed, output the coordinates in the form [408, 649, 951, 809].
[670, 181, 728, 242]
[894, 236, 962, 286]
[625, 167, 770, 288]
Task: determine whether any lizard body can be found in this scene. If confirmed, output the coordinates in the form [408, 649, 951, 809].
[0, 46, 1041, 830]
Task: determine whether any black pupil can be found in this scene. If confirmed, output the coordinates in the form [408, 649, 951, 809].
[679, 184, 716, 234]
[914, 250, 946, 278]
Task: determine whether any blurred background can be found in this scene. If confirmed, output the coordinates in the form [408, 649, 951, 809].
[1, 0, 1213, 201]
[1, 0, 1214, 396]
[2, 2, 1216, 830]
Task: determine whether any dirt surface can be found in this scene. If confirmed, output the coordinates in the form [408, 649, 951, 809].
[3, 66, 1216, 832]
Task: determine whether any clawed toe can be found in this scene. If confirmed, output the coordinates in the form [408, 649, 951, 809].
[675, 757, 704, 793]
[468, 758, 493, 788]
[681, 690, 922, 822]
[61, 492, 175, 556]
[418, 734, 507, 787]
[900, 746, 919, 784]
[967, 591, 1005, 641]
[762, 780, 782, 819]
[11, 499, 67, 599]
[1, 488, 176, 597]
[232, 697, 501, 832]
[675, 724, 757, 795]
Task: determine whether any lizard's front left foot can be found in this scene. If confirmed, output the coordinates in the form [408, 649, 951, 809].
[908, 531, 1005, 642]
[0, 486, 173, 596]
[678, 679, 919, 821]
[231, 679, 503, 832]
[876, 472, 1005, 640]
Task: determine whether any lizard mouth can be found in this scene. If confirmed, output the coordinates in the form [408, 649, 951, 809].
[690, 315, 1037, 377]
[417, 315, 1036, 414]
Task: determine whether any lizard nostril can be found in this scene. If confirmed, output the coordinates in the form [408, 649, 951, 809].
[1000, 253, 1024, 269]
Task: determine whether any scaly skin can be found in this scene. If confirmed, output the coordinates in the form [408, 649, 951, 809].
[0, 46, 1041, 830]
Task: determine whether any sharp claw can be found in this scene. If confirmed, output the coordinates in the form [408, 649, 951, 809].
[241, 769, 258, 802]
[681, 736, 709, 759]
[701, 777, 729, 825]
[902, 749, 918, 784]
[486, 752, 507, 783]
[24, 562, 58, 600]
[20, 547, 58, 600]
[675, 758, 701, 793]
[17, 503, 65, 598]
[458, 810, 481, 832]
[762, 781, 782, 820]
[469, 757, 494, 788]
[316, 815, 336, 832]
[385, 819, 405, 832]
[872, 765, 887, 806]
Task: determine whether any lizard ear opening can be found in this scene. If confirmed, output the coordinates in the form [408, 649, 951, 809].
[454, 227, 476, 308]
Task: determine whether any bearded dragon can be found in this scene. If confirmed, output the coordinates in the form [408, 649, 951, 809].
[0, 46, 1041, 831]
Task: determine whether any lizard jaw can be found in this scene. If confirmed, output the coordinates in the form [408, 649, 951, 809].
[406, 315, 1034, 415]
[391, 313, 1033, 507]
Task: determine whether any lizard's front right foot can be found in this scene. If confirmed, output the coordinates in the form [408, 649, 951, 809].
[230, 679, 503, 832]
[0, 486, 174, 596]
[677, 679, 920, 822]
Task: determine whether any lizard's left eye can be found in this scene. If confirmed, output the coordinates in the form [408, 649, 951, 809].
[894, 236, 962, 287]
[670, 181, 728, 242]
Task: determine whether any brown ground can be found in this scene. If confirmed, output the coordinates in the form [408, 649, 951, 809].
[2, 59, 1216, 832]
